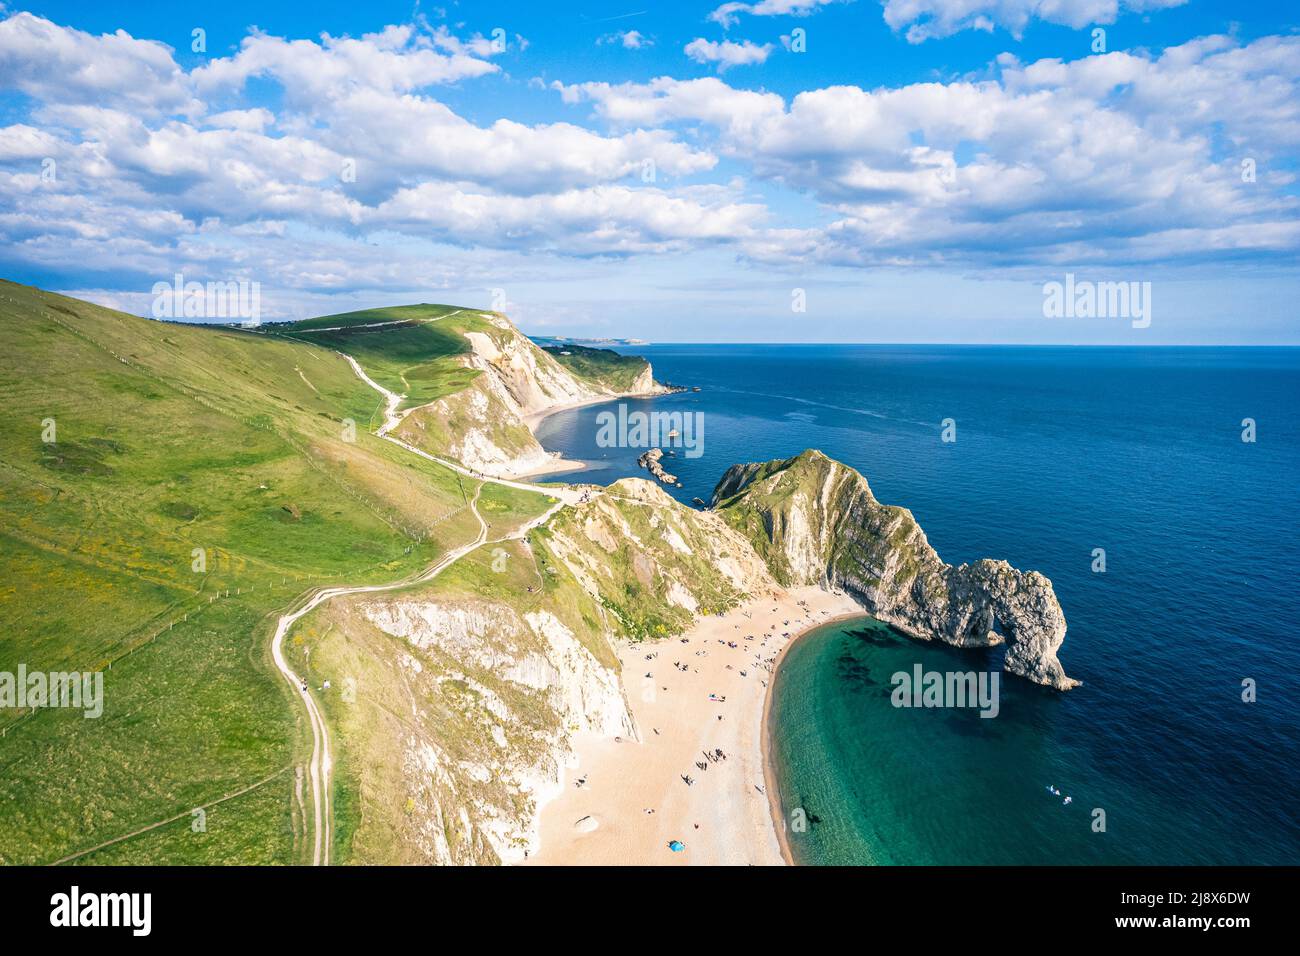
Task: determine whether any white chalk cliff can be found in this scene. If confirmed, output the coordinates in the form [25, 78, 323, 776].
[395, 313, 669, 477]
[713, 450, 1078, 690]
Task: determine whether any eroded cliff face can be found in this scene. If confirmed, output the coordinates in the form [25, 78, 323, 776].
[302, 544, 634, 866]
[627, 363, 659, 395]
[462, 316, 595, 417]
[354, 597, 633, 864]
[395, 313, 667, 476]
[302, 478, 777, 865]
[398, 379, 553, 477]
[713, 450, 1078, 690]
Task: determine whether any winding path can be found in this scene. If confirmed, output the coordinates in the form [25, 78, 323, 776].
[271, 350, 578, 865]
[342, 353, 585, 503]
[284, 308, 464, 335]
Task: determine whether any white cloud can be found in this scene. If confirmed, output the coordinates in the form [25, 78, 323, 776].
[0, 14, 751, 295]
[709, 0, 838, 29]
[204, 108, 276, 133]
[882, 0, 1189, 43]
[0, 12, 200, 115]
[375, 181, 767, 255]
[552, 77, 784, 141]
[598, 30, 653, 49]
[320, 88, 717, 195]
[190, 23, 498, 105]
[1, 10, 1297, 305]
[684, 38, 774, 72]
[0, 124, 63, 160]
[560, 35, 1300, 268]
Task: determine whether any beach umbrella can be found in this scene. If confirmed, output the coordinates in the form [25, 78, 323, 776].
[668, 840, 685, 852]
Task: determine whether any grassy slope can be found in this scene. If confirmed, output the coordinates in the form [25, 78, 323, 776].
[476, 481, 557, 539]
[541, 343, 649, 393]
[0, 284, 664, 866]
[281, 309, 655, 469]
[543, 481, 753, 640]
[272, 305, 512, 419]
[0, 280, 486, 864]
[269, 303, 462, 333]
[273, 306, 550, 469]
[393, 383, 540, 470]
[712, 449, 932, 589]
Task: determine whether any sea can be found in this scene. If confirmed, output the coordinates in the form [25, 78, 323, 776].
[535, 344, 1300, 865]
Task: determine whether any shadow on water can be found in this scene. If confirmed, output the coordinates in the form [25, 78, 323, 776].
[843, 621, 900, 647]
[833, 652, 877, 688]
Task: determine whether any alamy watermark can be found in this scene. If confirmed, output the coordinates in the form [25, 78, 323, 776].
[50, 886, 150, 936]
[151, 273, 261, 326]
[1, 665, 103, 718]
[1042, 273, 1151, 329]
[891, 665, 1000, 718]
[595, 404, 704, 458]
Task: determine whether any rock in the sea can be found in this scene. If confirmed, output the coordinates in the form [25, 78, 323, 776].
[711, 450, 1078, 690]
[637, 447, 678, 485]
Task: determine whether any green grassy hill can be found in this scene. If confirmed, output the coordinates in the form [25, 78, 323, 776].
[0, 281, 702, 866]
[540, 343, 654, 393]
[272, 305, 660, 474]
[0, 280, 489, 864]
[270, 305, 505, 418]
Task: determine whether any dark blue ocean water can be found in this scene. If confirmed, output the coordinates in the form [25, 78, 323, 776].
[536, 345, 1300, 864]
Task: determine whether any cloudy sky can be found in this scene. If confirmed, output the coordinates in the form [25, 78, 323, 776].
[0, 1, 1296, 342]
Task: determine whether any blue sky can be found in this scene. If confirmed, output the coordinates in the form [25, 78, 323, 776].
[1, 0, 1297, 342]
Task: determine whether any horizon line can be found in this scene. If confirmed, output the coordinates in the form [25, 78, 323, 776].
[582, 341, 1300, 348]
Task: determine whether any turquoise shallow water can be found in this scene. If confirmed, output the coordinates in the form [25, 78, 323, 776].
[767, 616, 1258, 866]
[536, 345, 1300, 865]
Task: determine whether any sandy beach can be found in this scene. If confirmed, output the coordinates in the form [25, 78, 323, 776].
[513, 391, 660, 479]
[507, 451, 587, 480]
[527, 585, 864, 866]
[522, 391, 633, 433]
